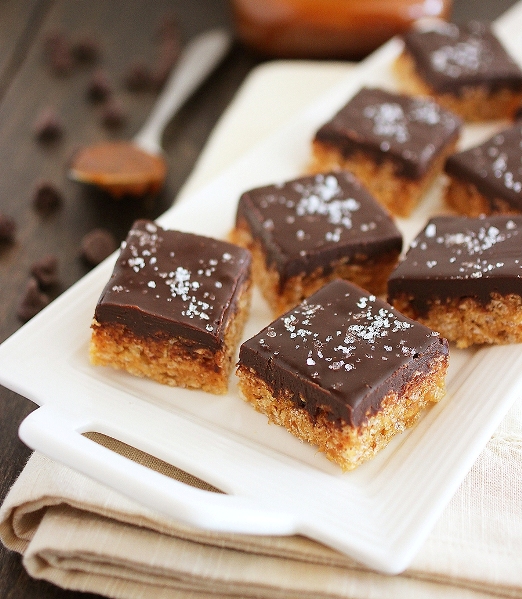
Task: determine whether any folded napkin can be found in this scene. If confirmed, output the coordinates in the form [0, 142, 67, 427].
[1, 61, 522, 599]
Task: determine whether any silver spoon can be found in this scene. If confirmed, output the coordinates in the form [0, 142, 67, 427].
[69, 29, 231, 198]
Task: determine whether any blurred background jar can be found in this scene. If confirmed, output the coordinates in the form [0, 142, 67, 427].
[230, 0, 453, 59]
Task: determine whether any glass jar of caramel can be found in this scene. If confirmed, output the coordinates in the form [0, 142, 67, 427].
[231, 0, 453, 59]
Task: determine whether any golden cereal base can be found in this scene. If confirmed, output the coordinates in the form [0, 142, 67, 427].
[89, 280, 252, 394]
[237, 356, 448, 471]
[445, 177, 520, 217]
[309, 138, 457, 219]
[391, 293, 522, 349]
[394, 51, 522, 122]
[230, 223, 399, 318]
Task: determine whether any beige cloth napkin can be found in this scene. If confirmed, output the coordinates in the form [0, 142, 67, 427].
[1, 61, 522, 599]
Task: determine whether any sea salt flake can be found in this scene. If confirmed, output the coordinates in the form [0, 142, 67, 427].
[425, 223, 437, 237]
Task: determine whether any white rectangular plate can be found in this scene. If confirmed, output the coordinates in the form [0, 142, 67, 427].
[2, 3, 522, 575]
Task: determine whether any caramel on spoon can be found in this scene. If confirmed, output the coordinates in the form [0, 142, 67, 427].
[69, 29, 231, 198]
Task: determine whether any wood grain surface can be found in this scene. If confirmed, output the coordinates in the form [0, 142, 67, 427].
[0, 1, 516, 597]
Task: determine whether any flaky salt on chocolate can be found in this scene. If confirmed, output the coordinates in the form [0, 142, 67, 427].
[444, 123, 522, 216]
[395, 21, 522, 121]
[388, 215, 522, 348]
[311, 87, 461, 217]
[237, 279, 448, 471]
[230, 171, 402, 316]
[90, 219, 252, 394]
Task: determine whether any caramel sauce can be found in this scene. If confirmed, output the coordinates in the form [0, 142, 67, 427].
[231, 0, 453, 59]
[70, 141, 167, 198]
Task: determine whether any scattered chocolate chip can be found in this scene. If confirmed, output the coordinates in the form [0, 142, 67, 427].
[157, 14, 180, 41]
[72, 35, 100, 64]
[87, 69, 112, 102]
[124, 61, 153, 92]
[100, 98, 127, 129]
[30, 254, 59, 288]
[44, 31, 74, 76]
[33, 181, 63, 212]
[0, 212, 16, 242]
[17, 278, 50, 322]
[33, 107, 63, 142]
[151, 35, 181, 90]
[81, 228, 118, 265]
[149, 14, 181, 90]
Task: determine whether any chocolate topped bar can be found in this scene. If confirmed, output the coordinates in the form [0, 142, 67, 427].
[388, 215, 522, 315]
[94, 220, 251, 350]
[235, 171, 402, 288]
[444, 123, 522, 213]
[313, 87, 461, 180]
[402, 21, 522, 97]
[239, 279, 447, 429]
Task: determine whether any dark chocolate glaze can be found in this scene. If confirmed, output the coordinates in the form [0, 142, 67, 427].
[314, 87, 461, 179]
[236, 171, 402, 289]
[239, 279, 447, 428]
[387, 215, 522, 314]
[403, 21, 522, 96]
[94, 220, 251, 349]
[445, 123, 522, 210]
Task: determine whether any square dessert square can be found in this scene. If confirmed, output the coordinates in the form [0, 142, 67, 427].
[444, 123, 522, 216]
[90, 219, 252, 394]
[236, 279, 449, 471]
[395, 21, 522, 122]
[311, 87, 461, 217]
[230, 171, 402, 317]
[388, 215, 522, 348]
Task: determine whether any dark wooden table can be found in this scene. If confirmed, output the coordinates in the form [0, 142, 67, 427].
[0, 0, 517, 597]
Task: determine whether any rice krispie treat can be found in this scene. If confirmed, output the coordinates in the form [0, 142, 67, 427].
[395, 21, 522, 121]
[311, 87, 461, 217]
[90, 219, 252, 394]
[230, 171, 402, 316]
[444, 123, 522, 216]
[388, 215, 522, 348]
[237, 279, 449, 471]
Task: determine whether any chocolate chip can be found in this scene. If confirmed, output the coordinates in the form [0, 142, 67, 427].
[124, 62, 153, 92]
[87, 69, 112, 102]
[100, 98, 127, 129]
[81, 228, 118, 265]
[17, 278, 50, 322]
[151, 35, 180, 90]
[0, 212, 16, 242]
[44, 31, 74, 76]
[156, 14, 180, 41]
[33, 181, 63, 212]
[30, 254, 59, 288]
[72, 35, 100, 64]
[33, 107, 63, 142]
